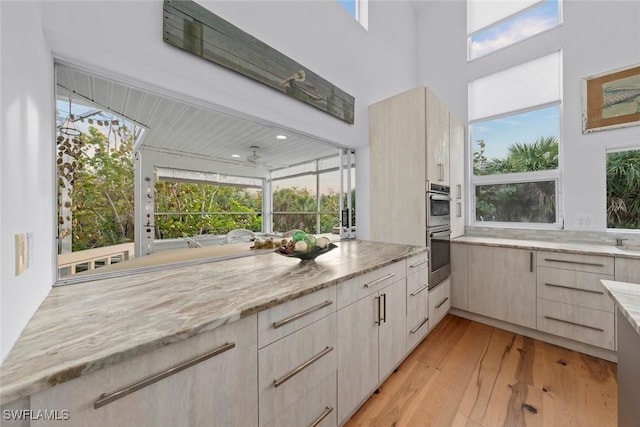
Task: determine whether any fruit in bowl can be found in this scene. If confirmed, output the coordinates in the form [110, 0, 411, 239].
[276, 232, 337, 260]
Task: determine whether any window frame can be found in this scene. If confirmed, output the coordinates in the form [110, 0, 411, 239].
[467, 0, 563, 62]
[468, 102, 563, 229]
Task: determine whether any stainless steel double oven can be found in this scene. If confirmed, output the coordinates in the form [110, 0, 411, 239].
[426, 183, 451, 289]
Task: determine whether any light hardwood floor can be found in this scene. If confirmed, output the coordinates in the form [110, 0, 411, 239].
[345, 314, 617, 427]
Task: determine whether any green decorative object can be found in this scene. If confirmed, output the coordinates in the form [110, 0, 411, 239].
[292, 231, 306, 242]
[304, 234, 316, 248]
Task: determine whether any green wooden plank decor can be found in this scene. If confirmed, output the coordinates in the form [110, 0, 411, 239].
[163, 0, 355, 124]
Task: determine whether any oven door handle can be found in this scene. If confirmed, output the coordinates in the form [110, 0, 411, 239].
[429, 229, 451, 238]
[428, 194, 452, 202]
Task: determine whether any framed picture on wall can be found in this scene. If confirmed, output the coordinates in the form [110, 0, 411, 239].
[582, 64, 640, 133]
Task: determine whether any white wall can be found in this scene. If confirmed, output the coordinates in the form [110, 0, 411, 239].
[0, 0, 417, 360]
[417, 0, 640, 231]
[0, 1, 55, 361]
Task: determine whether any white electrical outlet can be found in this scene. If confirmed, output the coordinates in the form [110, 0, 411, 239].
[576, 215, 592, 228]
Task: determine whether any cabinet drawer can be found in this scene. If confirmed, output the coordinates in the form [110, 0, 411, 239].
[261, 373, 336, 427]
[537, 267, 614, 312]
[337, 261, 406, 309]
[537, 251, 614, 275]
[259, 313, 337, 425]
[537, 300, 614, 350]
[406, 293, 429, 352]
[406, 252, 428, 276]
[428, 278, 450, 330]
[258, 285, 336, 348]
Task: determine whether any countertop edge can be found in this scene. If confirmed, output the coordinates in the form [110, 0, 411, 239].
[601, 280, 640, 335]
[452, 236, 640, 259]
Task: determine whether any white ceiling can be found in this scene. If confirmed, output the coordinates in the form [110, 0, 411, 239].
[55, 64, 345, 173]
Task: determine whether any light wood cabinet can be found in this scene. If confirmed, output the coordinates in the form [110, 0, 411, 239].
[31, 314, 258, 427]
[426, 89, 450, 186]
[615, 257, 640, 282]
[450, 242, 468, 310]
[259, 313, 337, 427]
[369, 87, 426, 247]
[406, 260, 429, 352]
[468, 245, 536, 329]
[369, 86, 455, 247]
[337, 275, 406, 425]
[449, 113, 465, 238]
[429, 278, 451, 330]
[536, 251, 615, 350]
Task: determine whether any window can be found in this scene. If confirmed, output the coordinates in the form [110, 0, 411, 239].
[337, 0, 368, 29]
[56, 97, 141, 277]
[154, 181, 263, 239]
[607, 148, 640, 230]
[271, 155, 354, 235]
[469, 52, 562, 226]
[468, 0, 561, 60]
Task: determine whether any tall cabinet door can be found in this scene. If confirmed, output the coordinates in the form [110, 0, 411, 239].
[378, 278, 407, 381]
[337, 295, 379, 424]
[426, 89, 450, 186]
[369, 87, 426, 247]
[449, 113, 465, 238]
[468, 245, 536, 329]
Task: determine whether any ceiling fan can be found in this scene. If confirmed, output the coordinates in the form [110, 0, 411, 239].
[247, 146, 261, 164]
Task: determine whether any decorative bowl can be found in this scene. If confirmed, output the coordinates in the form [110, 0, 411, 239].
[275, 243, 338, 261]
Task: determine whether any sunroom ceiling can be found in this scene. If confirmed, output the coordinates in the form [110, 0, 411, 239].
[55, 64, 343, 172]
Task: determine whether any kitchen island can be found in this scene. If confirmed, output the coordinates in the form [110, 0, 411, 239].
[601, 280, 640, 427]
[0, 239, 426, 417]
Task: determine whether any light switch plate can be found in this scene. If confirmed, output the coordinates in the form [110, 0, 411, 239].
[15, 233, 26, 276]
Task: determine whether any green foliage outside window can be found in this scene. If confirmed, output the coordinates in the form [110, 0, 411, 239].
[58, 121, 348, 251]
[607, 149, 640, 229]
[473, 136, 558, 223]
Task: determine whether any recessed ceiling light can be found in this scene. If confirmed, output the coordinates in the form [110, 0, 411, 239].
[276, 135, 287, 140]
[231, 154, 240, 158]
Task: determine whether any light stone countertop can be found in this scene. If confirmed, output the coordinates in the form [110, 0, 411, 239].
[0, 239, 426, 405]
[601, 280, 640, 336]
[453, 236, 640, 259]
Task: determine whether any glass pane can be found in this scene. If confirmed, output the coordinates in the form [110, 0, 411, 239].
[471, 105, 559, 176]
[475, 181, 556, 223]
[154, 181, 262, 239]
[319, 170, 340, 233]
[338, 0, 356, 18]
[469, 0, 559, 60]
[607, 149, 640, 229]
[56, 98, 137, 278]
[272, 213, 317, 234]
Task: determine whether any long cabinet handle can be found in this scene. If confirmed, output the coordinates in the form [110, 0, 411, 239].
[410, 284, 429, 297]
[456, 202, 462, 218]
[273, 300, 333, 329]
[309, 406, 334, 427]
[382, 293, 387, 324]
[543, 258, 604, 268]
[364, 273, 395, 288]
[409, 259, 428, 268]
[410, 317, 429, 334]
[94, 341, 235, 409]
[273, 346, 333, 388]
[374, 296, 381, 325]
[456, 184, 462, 200]
[436, 297, 449, 309]
[530, 252, 534, 273]
[544, 316, 604, 332]
[544, 282, 604, 295]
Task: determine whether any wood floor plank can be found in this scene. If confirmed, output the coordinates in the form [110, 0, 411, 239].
[345, 314, 617, 427]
